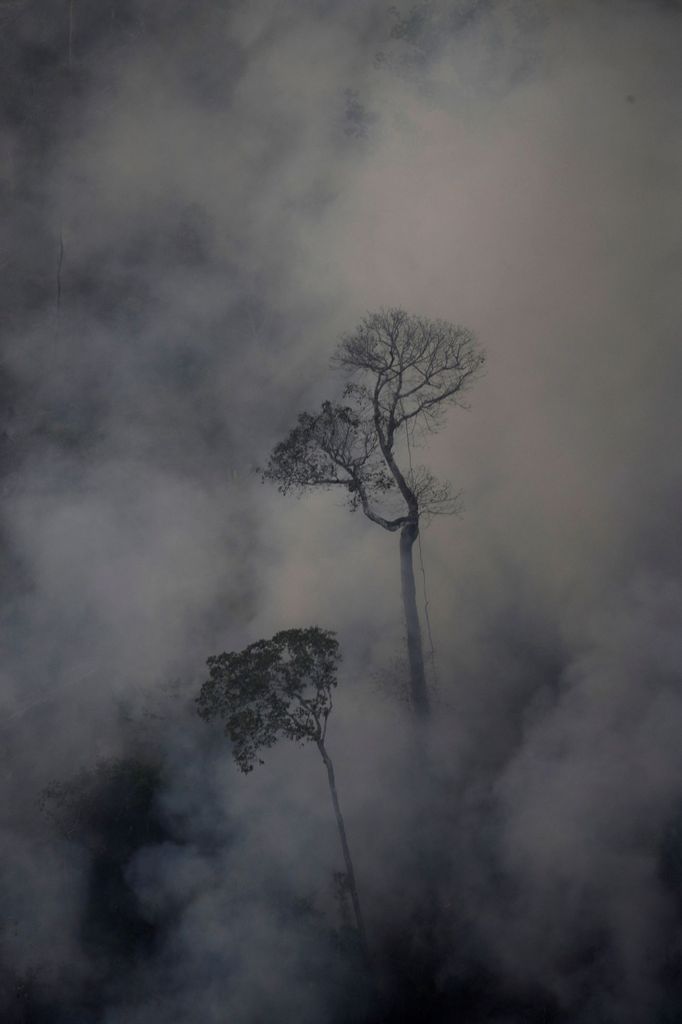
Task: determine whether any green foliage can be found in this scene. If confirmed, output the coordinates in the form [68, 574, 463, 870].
[196, 627, 340, 773]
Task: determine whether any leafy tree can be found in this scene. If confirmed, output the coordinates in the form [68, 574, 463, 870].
[262, 309, 484, 718]
[196, 627, 369, 960]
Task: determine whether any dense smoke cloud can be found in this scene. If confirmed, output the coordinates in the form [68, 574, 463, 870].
[1, 1, 681, 1021]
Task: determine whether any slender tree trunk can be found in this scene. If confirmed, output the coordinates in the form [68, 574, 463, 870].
[316, 738, 369, 962]
[400, 521, 430, 718]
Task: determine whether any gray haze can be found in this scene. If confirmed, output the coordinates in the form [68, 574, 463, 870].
[1, 1, 682, 1021]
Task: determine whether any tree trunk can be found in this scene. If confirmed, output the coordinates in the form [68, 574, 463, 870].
[400, 521, 430, 718]
[316, 738, 369, 963]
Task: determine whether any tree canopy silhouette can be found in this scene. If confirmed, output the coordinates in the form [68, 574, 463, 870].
[263, 309, 484, 717]
[196, 627, 368, 960]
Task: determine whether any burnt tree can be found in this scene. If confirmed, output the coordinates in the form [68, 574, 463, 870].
[263, 309, 484, 718]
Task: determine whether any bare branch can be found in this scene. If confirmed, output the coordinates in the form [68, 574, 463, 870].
[263, 308, 483, 531]
[334, 310, 484, 442]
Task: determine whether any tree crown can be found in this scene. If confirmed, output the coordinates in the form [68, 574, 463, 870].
[196, 627, 340, 772]
[334, 308, 483, 435]
[262, 308, 484, 530]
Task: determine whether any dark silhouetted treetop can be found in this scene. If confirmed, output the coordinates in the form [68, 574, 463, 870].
[334, 308, 483, 437]
[196, 627, 340, 773]
[264, 400, 399, 528]
[197, 627, 369, 959]
[263, 308, 484, 531]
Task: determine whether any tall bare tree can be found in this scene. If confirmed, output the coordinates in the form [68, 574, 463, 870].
[263, 309, 484, 718]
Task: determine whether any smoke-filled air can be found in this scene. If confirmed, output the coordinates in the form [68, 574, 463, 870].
[2, 1, 682, 1021]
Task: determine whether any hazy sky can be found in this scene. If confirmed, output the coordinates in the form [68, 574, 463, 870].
[2, 2, 682, 1021]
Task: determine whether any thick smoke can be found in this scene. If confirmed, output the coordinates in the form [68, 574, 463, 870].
[1, 1, 681, 1021]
